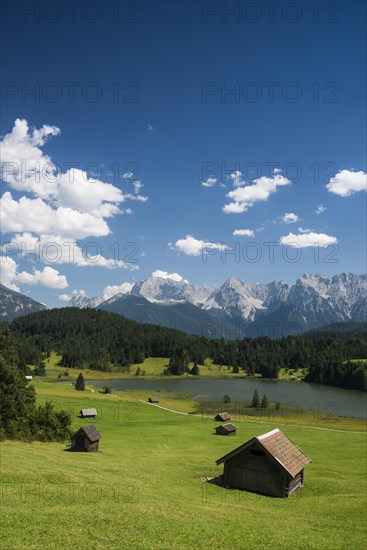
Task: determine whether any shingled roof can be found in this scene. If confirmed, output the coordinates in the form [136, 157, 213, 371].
[216, 428, 311, 477]
[215, 412, 231, 421]
[77, 425, 101, 442]
[219, 423, 237, 433]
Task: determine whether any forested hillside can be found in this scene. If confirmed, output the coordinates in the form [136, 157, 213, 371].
[11, 308, 211, 371]
[6, 308, 367, 390]
[303, 322, 367, 340]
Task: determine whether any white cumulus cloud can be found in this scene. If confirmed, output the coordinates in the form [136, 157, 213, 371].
[1, 192, 110, 239]
[1, 118, 60, 199]
[173, 235, 227, 256]
[56, 168, 125, 218]
[223, 172, 292, 214]
[0, 119, 148, 269]
[326, 169, 367, 197]
[2, 233, 138, 270]
[0, 256, 20, 291]
[1, 255, 68, 289]
[233, 229, 255, 237]
[16, 266, 68, 288]
[202, 178, 217, 188]
[282, 212, 300, 224]
[58, 293, 71, 302]
[280, 231, 337, 248]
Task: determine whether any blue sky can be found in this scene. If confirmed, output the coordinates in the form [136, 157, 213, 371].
[1, 0, 366, 306]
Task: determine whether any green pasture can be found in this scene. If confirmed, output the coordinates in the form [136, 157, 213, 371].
[0, 383, 366, 549]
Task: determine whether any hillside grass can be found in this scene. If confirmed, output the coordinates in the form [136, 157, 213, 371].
[34, 381, 367, 432]
[38, 353, 367, 385]
[40, 353, 248, 380]
[1, 384, 366, 549]
[278, 367, 307, 380]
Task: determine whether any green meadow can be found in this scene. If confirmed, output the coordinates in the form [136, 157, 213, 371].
[39, 352, 361, 387]
[42, 352, 257, 380]
[1, 382, 366, 550]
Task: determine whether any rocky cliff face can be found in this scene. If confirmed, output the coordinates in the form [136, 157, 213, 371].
[68, 272, 367, 333]
[0, 284, 47, 321]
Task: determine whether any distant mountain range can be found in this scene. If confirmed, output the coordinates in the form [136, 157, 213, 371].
[1, 273, 365, 336]
[0, 284, 46, 322]
[69, 272, 367, 337]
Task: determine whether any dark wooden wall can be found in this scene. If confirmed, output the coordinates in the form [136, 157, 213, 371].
[71, 434, 86, 452]
[71, 435, 99, 452]
[216, 426, 235, 436]
[286, 471, 303, 496]
[223, 444, 291, 497]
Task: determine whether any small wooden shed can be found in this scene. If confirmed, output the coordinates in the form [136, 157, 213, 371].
[80, 408, 97, 419]
[216, 428, 311, 497]
[148, 396, 159, 403]
[214, 412, 231, 421]
[71, 425, 101, 452]
[215, 423, 237, 436]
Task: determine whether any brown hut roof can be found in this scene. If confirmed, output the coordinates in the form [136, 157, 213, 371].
[216, 428, 311, 477]
[218, 423, 237, 433]
[77, 425, 101, 442]
[215, 412, 231, 421]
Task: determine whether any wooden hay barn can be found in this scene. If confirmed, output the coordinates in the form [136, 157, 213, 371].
[80, 408, 97, 419]
[215, 423, 237, 436]
[214, 412, 231, 421]
[148, 396, 159, 403]
[71, 425, 101, 452]
[216, 428, 311, 497]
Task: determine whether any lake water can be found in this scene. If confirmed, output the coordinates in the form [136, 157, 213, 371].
[90, 378, 367, 419]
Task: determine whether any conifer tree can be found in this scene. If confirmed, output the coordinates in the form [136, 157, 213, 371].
[261, 394, 269, 409]
[190, 362, 200, 375]
[251, 389, 260, 408]
[75, 372, 85, 391]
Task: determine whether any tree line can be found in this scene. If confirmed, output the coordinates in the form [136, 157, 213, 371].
[6, 308, 367, 391]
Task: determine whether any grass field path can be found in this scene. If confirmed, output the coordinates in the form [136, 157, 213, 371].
[140, 400, 366, 434]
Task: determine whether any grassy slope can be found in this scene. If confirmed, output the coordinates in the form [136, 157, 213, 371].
[41, 352, 367, 383]
[42, 353, 248, 380]
[1, 384, 366, 549]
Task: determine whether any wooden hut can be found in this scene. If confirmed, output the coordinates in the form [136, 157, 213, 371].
[215, 423, 237, 435]
[71, 425, 101, 452]
[216, 428, 311, 497]
[214, 412, 231, 421]
[148, 396, 159, 403]
[80, 408, 97, 419]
